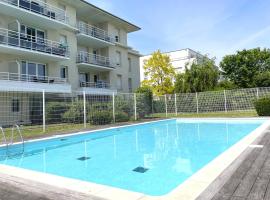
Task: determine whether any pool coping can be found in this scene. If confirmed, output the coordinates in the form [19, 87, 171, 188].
[0, 118, 270, 200]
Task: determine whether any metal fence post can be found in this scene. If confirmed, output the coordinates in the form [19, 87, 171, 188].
[165, 94, 168, 117]
[174, 93, 178, 116]
[112, 92, 115, 123]
[196, 92, 199, 114]
[134, 93, 137, 121]
[42, 90, 46, 133]
[224, 90, 227, 113]
[256, 88, 259, 99]
[83, 91, 86, 128]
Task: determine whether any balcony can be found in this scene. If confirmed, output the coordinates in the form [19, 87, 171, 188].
[0, 0, 74, 30]
[76, 52, 115, 71]
[79, 81, 116, 95]
[0, 28, 70, 62]
[77, 22, 115, 48]
[0, 72, 71, 93]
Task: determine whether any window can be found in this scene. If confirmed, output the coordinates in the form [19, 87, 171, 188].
[128, 78, 132, 92]
[115, 29, 120, 42]
[12, 99, 20, 113]
[116, 74, 122, 90]
[79, 73, 89, 83]
[60, 66, 68, 79]
[21, 61, 46, 80]
[20, 25, 45, 43]
[116, 51, 121, 66]
[128, 58, 132, 72]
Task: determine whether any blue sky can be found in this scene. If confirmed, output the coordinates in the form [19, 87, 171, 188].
[89, 0, 270, 63]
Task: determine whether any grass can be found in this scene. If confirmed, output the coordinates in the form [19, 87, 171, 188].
[1, 110, 259, 143]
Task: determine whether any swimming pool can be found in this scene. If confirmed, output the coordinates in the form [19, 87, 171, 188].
[0, 119, 267, 196]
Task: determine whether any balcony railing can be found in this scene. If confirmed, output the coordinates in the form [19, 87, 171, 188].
[77, 51, 114, 69]
[0, 0, 69, 24]
[0, 72, 67, 84]
[80, 81, 111, 89]
[77, 21, 115, 43]
[0, 28, 70, 58]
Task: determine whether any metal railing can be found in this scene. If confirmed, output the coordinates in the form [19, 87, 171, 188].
[0, 0, 69, 24]
[77, 51, 115, 69]
[80, 81, 111, 89]
[0, 28, 70, 58]
[0, 72, 68, 84]
[77, 21, 115, 43]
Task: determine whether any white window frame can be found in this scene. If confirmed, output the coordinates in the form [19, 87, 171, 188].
[116, 74, 122, 90]
[21, 61, 47, 77]
[11, 98, 20, 113]
[60, 66, 68, 79]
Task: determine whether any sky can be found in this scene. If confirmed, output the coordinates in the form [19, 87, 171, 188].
[88, 0, 270, 64]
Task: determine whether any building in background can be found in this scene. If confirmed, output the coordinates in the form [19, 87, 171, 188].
[0, 0, 141, 125]
[140, 48, 204, 81]
[0, 0, 141, 94]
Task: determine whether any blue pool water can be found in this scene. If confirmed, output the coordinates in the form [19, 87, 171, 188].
[0, 119, 266, 196]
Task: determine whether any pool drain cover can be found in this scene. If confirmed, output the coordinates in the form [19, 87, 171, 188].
[133, 166, 149, 173]
[77, 156, 91, 161]
[60, 138, 67, 141]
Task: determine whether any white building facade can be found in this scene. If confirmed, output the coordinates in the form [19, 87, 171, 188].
[0, 0, 141, 94]
[140, 48, 203, 81]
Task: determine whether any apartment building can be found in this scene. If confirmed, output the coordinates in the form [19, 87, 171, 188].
[0, 0, 141, 125]
[0, 0, 141, 94]
[140, 48, 203, 81]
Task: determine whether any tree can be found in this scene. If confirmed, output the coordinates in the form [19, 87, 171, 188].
[174, 57, 219, 93]
[254, 72, 270, 87]
[220, 48, 270, 88]
[142, 50, 176, 95]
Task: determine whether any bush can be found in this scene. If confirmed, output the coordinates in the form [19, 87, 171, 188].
[136, 86, 153, 118]
[46, 102, 70, 123]
[62, 102, 83, 123]
[89, 111, 113, 125]
[115, 112, 130, 122]
[254, 97, 270, 116]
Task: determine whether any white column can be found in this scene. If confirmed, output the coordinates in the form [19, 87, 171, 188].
[165, 94, 168, 117]
[112, 92, 115, 123]
[174, 93, 178, 116]
[42, 90, 46, 133]
[224, 90, 227, 113]
[134, 93, 137, 121]
[196, 92, 199, 114]
[83, 91, 86, 128]
[256, 88, 259, 99]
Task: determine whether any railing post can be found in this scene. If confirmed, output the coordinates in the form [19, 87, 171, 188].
[256, 88, 259, 99]
[174, 93, 178, 116]
[165, 94, 168, 117]
[112, 92, 115, 123]
[42, 90, 46, 133]
[196, 92, 199, 114]
[134, 93, 137, 121]
[224, 90, 227, 113]
[83, 91, 86, 128]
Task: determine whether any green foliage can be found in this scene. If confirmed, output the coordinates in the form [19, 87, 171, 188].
[62, 101, 84, 123]
[89, 111, 113, 125]
[115, 112, 130, 122]
[254, 97, 270, 116]
[254, 72, 270, 87]
[136, 86, 153, 118]
[214, 80, 238, 91]
[142, 50, 176, 95]
[46, 102, 70, 123]
[175, 57, 219, 93]
[220, 48, 270, 88]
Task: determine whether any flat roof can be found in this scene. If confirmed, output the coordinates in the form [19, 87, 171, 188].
[141, 48, 204, 57]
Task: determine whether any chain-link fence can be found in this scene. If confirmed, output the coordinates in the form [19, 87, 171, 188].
[0, 87, 269, 140]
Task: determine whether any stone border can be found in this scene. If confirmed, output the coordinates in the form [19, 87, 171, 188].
[0, 118, 269, 200]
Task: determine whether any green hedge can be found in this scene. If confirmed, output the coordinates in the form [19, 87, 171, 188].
[254, 97, 270, 116]
[88, 111, 113, 125]
[115, 112, 130, 122]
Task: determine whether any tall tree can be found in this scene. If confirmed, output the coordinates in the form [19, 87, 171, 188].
[175, 57, 219, 93]
[142, 50, 176, 95]
[220, 48, 270, 88]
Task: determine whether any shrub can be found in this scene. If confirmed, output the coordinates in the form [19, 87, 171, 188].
[89, 111, 113, 125]
[115, 112, 130, 122]
[254, 97, 270, 116]
[62, 103, 83, 123]
[46, 102, 70, 123]
[136, 86, 153, 118]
